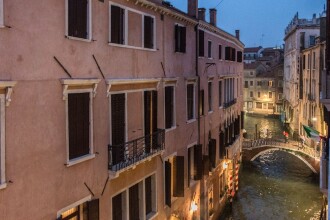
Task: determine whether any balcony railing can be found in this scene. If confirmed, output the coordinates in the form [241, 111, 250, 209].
[108, 129, 165, 172]
[223, 98, 237, 109]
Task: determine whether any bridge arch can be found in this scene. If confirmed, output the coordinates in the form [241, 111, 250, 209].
[250, 148, 317, 173]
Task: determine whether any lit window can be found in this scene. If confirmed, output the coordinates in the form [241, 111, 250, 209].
[57, 197, 99, 220]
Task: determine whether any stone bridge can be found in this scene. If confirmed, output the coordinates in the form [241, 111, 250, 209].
[242, 139, 320, 173]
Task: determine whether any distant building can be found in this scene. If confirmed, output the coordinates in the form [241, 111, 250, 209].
[283, 12, 321, 136]
[243, 46, 263, 63]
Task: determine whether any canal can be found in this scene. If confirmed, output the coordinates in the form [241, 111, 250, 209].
[220, 114, 323, 220]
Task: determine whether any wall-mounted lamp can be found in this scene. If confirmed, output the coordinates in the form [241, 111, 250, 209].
[223, 162, 228, 169]
[190, 201, 198, 212]
[312, 117, 317, 122]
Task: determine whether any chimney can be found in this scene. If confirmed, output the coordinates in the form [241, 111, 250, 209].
[209, 8, 217, 26]
[198, 8, 206, 21]
[188, 0, 198, 18]
[235, 30, 240, 40]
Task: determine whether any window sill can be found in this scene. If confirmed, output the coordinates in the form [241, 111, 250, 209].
[219, 106, 223, 109]
[208, 57, 213, 60]
[208, 111, 213, 114]
[147, 212, 158, 220]
[186, 119, 196, 124]
[66, 154, 95, 167]
[0, 183, 7, 190]
[165, 126, 177, 132]
[108, 43, 157, 52]
[66, 36, 92, 43]
[175, 51, 186, 54]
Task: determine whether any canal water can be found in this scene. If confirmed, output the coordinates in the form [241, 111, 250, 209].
[220, 114, 323, 220]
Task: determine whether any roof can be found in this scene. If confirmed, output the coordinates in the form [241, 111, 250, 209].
[244, 47, 262, 53]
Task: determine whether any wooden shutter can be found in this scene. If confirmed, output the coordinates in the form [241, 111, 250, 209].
[174, 25, 179, 52]
[194, 145, 203, 180]
[225, 47, 230, 60]
[165, 161, 172, 207]
[144, 91, 151, 153]
[68, 93, 90, 160]
[68, 0, 88, 39]
[199, 30, 204, 57]
[111, 6, 124, 44]
[88, 199, 99, 220]
[181, 26, 186, 53]
[173, 156, 184, 197]
[219, 45, 222, 59]
[232, 48, 236, 61]
[199, 90, 204, 116]
[144, 16, 154, 49]
[152, 91, 158, 133]
[165, 87, 173, 129]
[203, 155, 210, 175]
[112, 194, 122, 220]
[241, 111, 244, 129]
[145, 176, 152, 215]
[111, 93, 125, 164]
[209, 139, 216, 168]
[219, 131, 225, 159]
[187, 84, 194, 120]
[129, 184, 140, 220]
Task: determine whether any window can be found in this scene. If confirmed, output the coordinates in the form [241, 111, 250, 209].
[249, 81, 253, 86]
[199, 30, 204, 57]
[0, 0, 4, 27]
[219, 81, 222, 107]
[269, 92, 272, 98]
[303, 55, 306, 70]
[165, 156, 185, 207]
[188, 144, 202, 185]
[310, 35, 316, 47]
[208, 185, 214, 216]
[313, 52, 316, 69]
[244, 81, 248, 88]
[208, 82, 212, 112]
[237, 51, 243, 62]
[250, 91, 253, 98]
[225, 47, 230, 60]
[62, 79, 99, 166]
[268, 103, 274, 110]
[187, 83, 195, 121]
[278, 70, 283, 76]
[0, 96, 5, 188]
[144, 16, 154, 49]
[199, 90, 204, 116]
[257, 81, 261, 86]
[66, 0, 92, 40]
[258, 92, 260, 98]
[219, 173, 225, 198]
[68, 93, 92, 161]
[165, 86, 175, 129]
[110, 5, 125, 44]
[308, 54, 311, 69]
[112, 175, 157, 220]
[231, 48, 236, 61]
[175, 24, 186, 53]
[208, 41, 212, 58]
[268, 81, 273, 87]
[278, 93, 283, 100]
[278, 80, 283, 87]
[219, 45, 222, 59]
[256, 102, 262, 109]
[57, 196, 99, 220]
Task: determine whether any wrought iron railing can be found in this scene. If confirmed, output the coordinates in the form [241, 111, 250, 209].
[108, 129, 165, 172]
[223, 98, 237, 109]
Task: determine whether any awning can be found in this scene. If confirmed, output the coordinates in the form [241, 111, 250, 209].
[303, 125, 323, 142]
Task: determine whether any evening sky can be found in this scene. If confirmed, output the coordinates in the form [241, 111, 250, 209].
[172, 0, 326, 48]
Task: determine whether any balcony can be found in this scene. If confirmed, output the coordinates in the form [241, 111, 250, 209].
[108, 129, 165, 174]
[223, 98, 237, 109]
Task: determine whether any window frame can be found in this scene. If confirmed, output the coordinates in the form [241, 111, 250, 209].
[57, 195, 92, 219]
[0, 95, 5, 189]
[164, 85, 176, 131]
[65, 0, 93, 42]
[186, 82, 196, 123]
[174, 23, 186, 53]
[0, 0, 4, 28]
[111, 173, 158, 220]
[62, 79, 100, 167]
[108, 2, 156, 51]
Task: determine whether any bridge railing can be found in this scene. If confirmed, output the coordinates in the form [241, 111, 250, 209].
[243, 138, 320, 158]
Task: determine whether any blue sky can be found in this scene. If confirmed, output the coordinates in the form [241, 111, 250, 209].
[171, 0, 326, 48]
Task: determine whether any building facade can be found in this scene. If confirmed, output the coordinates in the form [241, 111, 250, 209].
[0, 0, 244, 219]
[283, 12, 320, 136]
